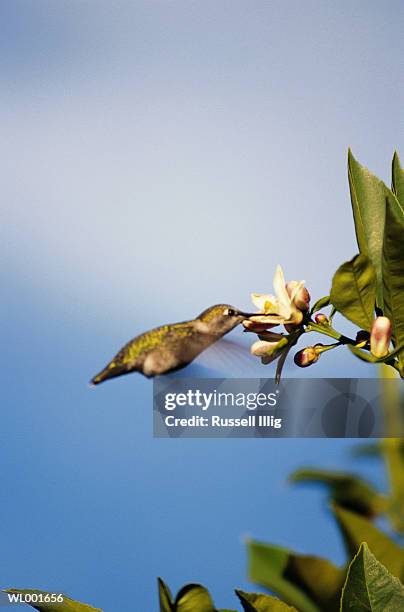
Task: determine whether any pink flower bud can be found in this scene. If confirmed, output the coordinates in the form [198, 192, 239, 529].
[286, 281, 311, 311]
[294, 346, 319, 367]
[370, 317, 392, 358]
[314, 313, 329, 324]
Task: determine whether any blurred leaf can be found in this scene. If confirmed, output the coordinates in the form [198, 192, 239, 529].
[330, 254, 376, 330]
[310, 296, 330, 314]
[247, 540, 344, 612]
[158, 580, 222, 611]
[392, 152, 404, 206]
[290, 468, 388, 517]
[341, 543, 404, 611]
[347, 150, 387, 306]
[332, 505, 404, 580]
[159, 578, 174, 611]
[3, 590, 101, 611]
[382, 191, 404, 377]
[236, 590, 297, 611]
[383, 439, 404, 534]
[351, 442, 382, 458]
[378, 369, 404, 533]
[174, 584, 215, 611]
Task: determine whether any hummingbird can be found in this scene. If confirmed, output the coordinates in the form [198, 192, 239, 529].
[91, 304, 250, 384]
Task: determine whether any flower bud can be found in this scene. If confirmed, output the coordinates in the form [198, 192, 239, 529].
[286, 281, 311, 311]
[314, 313, 329, 325]
[370, 317, 392, 358]
[294, 346, 319, 367]
[251, 340, 278, 357]
[251, 339, 284, 365]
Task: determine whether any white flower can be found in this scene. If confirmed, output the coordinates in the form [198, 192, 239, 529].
[248, 265, 308, 327]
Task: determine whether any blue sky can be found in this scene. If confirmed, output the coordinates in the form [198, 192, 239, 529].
[1, 1, 403, 610]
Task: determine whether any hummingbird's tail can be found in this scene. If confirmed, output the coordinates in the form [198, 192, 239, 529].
[90, 362, 132, 385]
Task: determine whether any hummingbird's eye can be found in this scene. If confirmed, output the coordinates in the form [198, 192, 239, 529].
[226, 308, 236, 316]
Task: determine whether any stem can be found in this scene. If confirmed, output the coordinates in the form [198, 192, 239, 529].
[305, 322, 355, 345]
[316, 342, 341, 353]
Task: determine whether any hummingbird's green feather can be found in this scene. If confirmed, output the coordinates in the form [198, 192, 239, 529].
[91, 304, 246, 385]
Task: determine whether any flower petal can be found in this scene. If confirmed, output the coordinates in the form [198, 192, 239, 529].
[251, 293, 277, 313]
[248, 314, 285, 325]
[273, 265, 293, 318]
[243, 320, 278, 332]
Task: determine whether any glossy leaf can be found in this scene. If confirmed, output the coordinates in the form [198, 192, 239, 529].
[330, 254, 376, 330]
[341, 543, 404, 611]
[236, 590, 297, 611]
[382, 190, 404, 376]
[3, 590, 101, 611]
[347, 150, 387, 306]
[290, 468, 388, 517]
[247, 539, 344, 612]
[332, 505, 404, 580]
[392, 152, 404, 206]
[310, 296, 330, 314]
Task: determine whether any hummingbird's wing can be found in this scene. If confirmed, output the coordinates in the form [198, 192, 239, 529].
[193, 337, 263, 377]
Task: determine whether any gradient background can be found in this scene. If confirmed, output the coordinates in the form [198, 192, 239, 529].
[1, 1, 403, 610]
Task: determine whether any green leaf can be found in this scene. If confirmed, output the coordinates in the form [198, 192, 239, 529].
[332, 505, 404, 581]
[392, 152, 404, 206]
[341, 543, 404, 611]
[235, 590, 297, 611]
[330, 254, 376, 330]
[289, 469, 388, 517]
[382, 191, 404, 376]
[310, 296, 330, 314]
[3, 590, 101, 611]
[158, 578, 174, 611]
[247, 540, 344, 612]
[347, 150, 388, 306]
[174, 584, 215, 611]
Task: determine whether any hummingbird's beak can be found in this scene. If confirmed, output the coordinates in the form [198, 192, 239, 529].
[238, 310, 259, 319]
[223, 307, 260, 319]
[234, 310, 259, 318]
